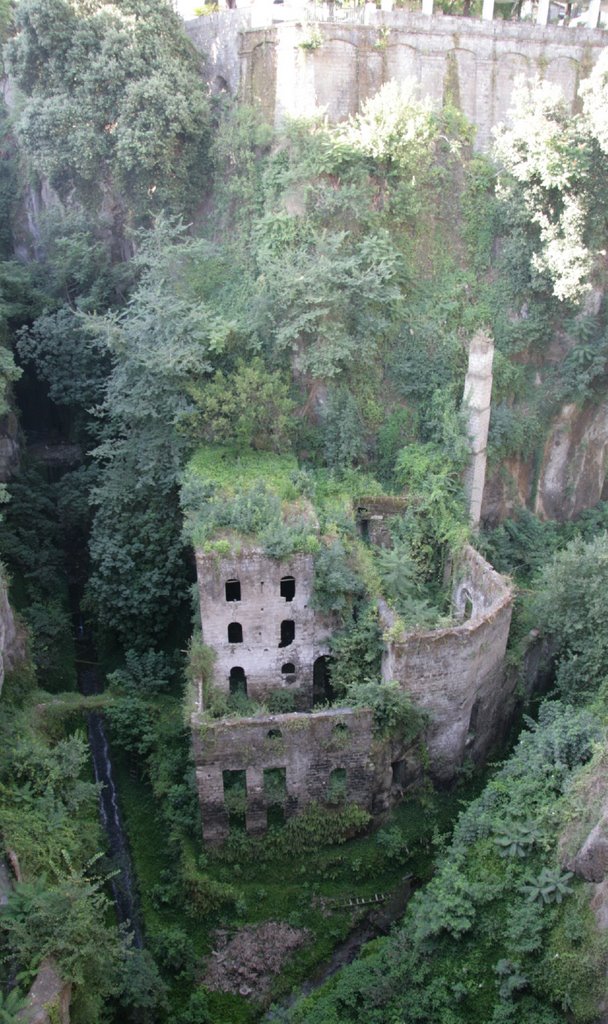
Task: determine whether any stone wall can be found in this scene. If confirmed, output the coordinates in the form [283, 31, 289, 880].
[192, 705, 419, 844]
[196, 547, 331, 707]
[186, 10, 607, 150]
[382, 545, 514, 779]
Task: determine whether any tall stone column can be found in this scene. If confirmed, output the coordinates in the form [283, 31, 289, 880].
[462, 330, 494, 530]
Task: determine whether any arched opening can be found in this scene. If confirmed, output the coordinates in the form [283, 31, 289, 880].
[225, 579, 241, 602]
[280, 576, 296, 602]
[267, 728, 282, 740]
[227, 622, 243, 644]
[278, 620, 295, 648]
[333, 722, 349, 738]
[281, 662, 295, 674]
[313, 655, 333, 706]
[229, 666, 247, 697]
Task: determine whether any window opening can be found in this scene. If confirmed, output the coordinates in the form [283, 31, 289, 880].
[227, 622, 243, 644]
[225, 579, 241, 602]
[327, 768, 347, 804]
[281, 662, 295, 674]
[278, 620, 295, 648]
[264, 767, 287, 804]
[391, 760, 407, 789]
[313, 655, 334, 706]
[333, 722, 349, 738]
[229, 666, 247, 697]
[280, 576, 296, 602]
[267, 728, 283, 740]
[223, 769, 247, 830]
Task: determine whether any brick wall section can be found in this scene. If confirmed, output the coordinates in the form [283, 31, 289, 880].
[382, 545, 514, 780]
[192, 706, 419, 844]
[196, 548, 332, 706]
[186, 11, 607, 151]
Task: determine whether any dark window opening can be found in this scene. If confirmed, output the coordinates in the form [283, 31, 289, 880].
[267, 804, 285, 827]
[391, 760, 407, 789]
[280, 576, 296, 602]
[278, 620, 295, 648]
[281, 662, 295, 674]
[464, 594, 474, 621]
[333, 722, 349, 738]
[327, 767, 347, 804]
[267, 728, 283, 740]
[356, 507, 370, 543]
[228, 622, 243, 644]
[229, 666, 247, 697]
[225, 579, 241, 602]
[223, 769, 247, 829]
[313, 655, 334, 706]
[468, 699, 481, 738]
[264, 767, 287, 804]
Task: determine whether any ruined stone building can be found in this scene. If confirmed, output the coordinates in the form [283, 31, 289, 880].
[189, 488, 513, 845]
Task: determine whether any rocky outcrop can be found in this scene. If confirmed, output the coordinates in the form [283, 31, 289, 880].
[0, 577, 25, 696]
[483, 400, 608, 525]
[17, 959, 71, 1024]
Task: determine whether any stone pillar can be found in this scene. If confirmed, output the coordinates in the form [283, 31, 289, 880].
[536, 0, 550, 25]
[245, 766, 267, 835]
[462, 331, 494, 530]
[481, 0, 494, 20]
[421, 0, 434, 15]
[587, 0, 601, 26]
[198, 765, 230, 845]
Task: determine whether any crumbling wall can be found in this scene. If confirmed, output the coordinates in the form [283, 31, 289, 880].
[192, 706, 418, 844]
[196, 548, 331, 706]
[382, 545, 514, 780]
[186, 12, 607, 151]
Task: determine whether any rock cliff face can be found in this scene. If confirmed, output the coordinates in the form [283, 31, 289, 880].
[0, 577, 25, 696]
[483, 399, 608, 525]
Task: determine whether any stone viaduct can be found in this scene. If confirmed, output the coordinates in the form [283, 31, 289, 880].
[186, 4, 607, 149]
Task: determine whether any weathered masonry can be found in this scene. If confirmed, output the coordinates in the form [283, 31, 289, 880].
[192, 706, 421, 845]
[196, 549, 333, 708]
[192, 531, 514, 844]
[382, 545, 514, 781]
[186, 9, 607, 150]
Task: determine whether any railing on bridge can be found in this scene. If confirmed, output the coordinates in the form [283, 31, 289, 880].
[244, 0, 604, 30]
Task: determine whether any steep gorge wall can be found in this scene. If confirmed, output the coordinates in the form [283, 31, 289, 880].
[187, 11, 607, 150]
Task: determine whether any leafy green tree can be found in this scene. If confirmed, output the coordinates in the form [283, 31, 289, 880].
[532, 533, 608, 701]
[5, 0, 211, 221]
[188, 358, 296, 453]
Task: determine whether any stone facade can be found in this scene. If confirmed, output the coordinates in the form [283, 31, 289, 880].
[192, 706, 420, 844]
[186, 10, 607, 151]
[193, 539, 514, 841]
[196, 548, 332, 707]
[382, 545, 514, 780]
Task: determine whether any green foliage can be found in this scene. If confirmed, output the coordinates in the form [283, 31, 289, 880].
[532, 533, 608, 701]
[493, 76, 608, 303]
[329, 603, 382, 697]
[312, 540, 365, 618]
[0, 987, 29, 1023]
[375, 539, 447, 628]
[338, 681, 428, 741]
[188, 359, 296, 453]
[6, 0, 211, 220]
[521, 868, 573, 905]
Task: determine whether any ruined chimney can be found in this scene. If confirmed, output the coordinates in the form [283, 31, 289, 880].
[462, 330, 494, 530]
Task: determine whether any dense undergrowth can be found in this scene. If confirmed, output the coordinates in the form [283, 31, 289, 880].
[1, 0, 608, 1020]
